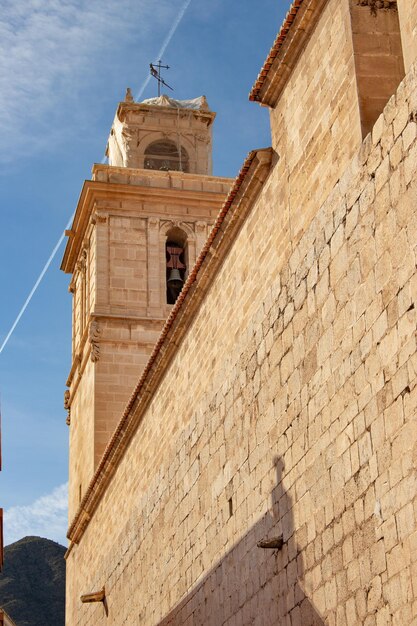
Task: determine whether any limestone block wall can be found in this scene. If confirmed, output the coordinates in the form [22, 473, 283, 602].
[350, 1, 405, 138]
[94, 210, 212, 319]
[269, 0, 407, 244]
[106, 213, 148, 316]
[398, 0, 417, 72]
[92, 316, 164, 467]
[67, 227, 97, 521]
[269, 0, 363, 245]
[66, 61, 417, 625]
[68, 361, 95, 521]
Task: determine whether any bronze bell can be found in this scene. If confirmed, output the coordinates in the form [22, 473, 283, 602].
[167, 268, 183, 288]
[166, 245, 185, 303]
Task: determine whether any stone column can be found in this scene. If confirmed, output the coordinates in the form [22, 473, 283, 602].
[195, 221, 209, 257]
[93, 212, 109, 310]
[147, 217, 161, 316]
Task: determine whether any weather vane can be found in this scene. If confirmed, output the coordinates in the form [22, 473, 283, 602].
[150, 60, 174, 97]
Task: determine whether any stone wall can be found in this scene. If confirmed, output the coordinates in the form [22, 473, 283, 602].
[350, 0, 405, 137]
[269, 0, 362, 246]
[398, 0, 417, 72]
[68, 361, 95, 520]
[66, 55, 417, 626]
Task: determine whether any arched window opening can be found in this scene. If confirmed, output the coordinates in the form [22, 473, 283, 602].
[166, 228, 187, 304]
[144, 139, 189, 172]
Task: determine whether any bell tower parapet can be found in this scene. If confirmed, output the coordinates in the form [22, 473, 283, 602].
[106, 94, 215, 175]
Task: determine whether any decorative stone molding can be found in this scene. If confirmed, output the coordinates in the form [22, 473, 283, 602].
[178, 221, 196, 238]
[195, 221, 207, 233]
[148, 217, 160, 229]
[160, 220, 197, 241]
[64, 389, 71, 425]
[160, 219, 176, 233]
[89, 320, 101, 362]
[66, 353, 81, 387]
[357, 0, 397, 13]
[196, 134, 211, 144]
[92, 212, 108, 225]
[76, 249, 87, 273]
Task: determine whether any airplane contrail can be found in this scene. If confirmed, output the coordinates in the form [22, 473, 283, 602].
[0, 214, 75, 355]
[2, 0, 195, 352]
[135, 0, 193, 101]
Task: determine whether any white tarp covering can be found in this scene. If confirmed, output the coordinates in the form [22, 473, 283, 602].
[140, 95, 209, 110]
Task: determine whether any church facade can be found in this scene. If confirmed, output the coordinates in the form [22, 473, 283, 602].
[62, 1, 417, 624]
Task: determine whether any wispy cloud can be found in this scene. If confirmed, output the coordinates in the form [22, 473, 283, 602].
[0, 0, 184, 164]
[4, 482, 68, 546]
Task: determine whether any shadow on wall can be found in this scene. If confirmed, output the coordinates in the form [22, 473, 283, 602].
[158, 457, 326, 626]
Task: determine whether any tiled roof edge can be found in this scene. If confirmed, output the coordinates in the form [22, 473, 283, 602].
[66, 147, 273, 549]
[249, 0, 304, 103]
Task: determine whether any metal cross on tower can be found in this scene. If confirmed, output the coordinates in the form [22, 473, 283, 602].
[149, 60, 174, 97]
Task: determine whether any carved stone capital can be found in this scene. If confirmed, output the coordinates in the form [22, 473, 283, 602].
[148, 217, 160, 230]
[195, 221, 207, 233]
[92, 211, 108, 224]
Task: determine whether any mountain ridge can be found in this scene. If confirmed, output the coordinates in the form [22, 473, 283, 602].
[0, 536, 65, 626]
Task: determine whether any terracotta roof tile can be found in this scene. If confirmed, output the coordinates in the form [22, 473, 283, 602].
[249, 0, 304, 103]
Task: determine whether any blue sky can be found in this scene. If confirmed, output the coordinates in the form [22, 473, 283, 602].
[0, 0, 291, 546]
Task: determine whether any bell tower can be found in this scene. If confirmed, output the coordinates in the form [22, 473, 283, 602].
[107, 90, 214, 175]
[62, 91, 232, 521]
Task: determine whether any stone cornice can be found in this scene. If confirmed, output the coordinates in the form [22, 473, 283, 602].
[115, 100, 216, 126]
[65, 147, 273, 551]
[249, 0, 328, 107]
[91, 312, 169, 324]
[61, 169, 231, 274]
[91, 164, 231, 187]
